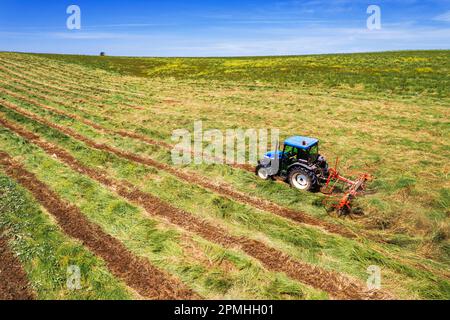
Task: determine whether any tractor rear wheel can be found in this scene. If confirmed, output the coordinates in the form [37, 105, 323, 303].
[256, 165, 270, 180]
[288, 167, 317, 191]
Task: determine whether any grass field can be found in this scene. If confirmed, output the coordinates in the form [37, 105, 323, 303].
[0, 51, 448, 300]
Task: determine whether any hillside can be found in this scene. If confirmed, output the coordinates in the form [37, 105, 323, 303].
[38, 50, 450, 99]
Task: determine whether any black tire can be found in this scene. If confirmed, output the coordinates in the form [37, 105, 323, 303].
[288, 167, 317, 191]
[256, 165, 270, 180]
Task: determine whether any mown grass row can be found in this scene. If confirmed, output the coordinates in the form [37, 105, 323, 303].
[0, 65, 395, 234]
[0, 111, 328, 300]
[1, 53, 448, 289]
[0, 70, 358, 239]
[1, 97, 449, 299]
[0, 59, 176, 120]
[0, 173, 134, 300]
[2, 53, 449, 260]
[0, 52, 146, 95]
[0, 59, 446, 242]
[0, 57, 147, 101]
[1, 63, 447, 264]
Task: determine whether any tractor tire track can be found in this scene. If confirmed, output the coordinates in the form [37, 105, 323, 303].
[0, 95, 357, 241]
[0, 235, 35, 300]
[0, 152, 197, 300]
[0, 115, 392, 300]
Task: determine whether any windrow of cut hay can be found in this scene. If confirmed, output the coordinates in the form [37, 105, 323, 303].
[0, 111, 390, 300]
[0, 150, 197, 300]
[0, 89, 357, 240]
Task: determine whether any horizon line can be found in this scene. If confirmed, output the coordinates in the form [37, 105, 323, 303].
[1, 48, 449, 59]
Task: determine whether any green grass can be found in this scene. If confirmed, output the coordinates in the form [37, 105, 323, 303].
[37, 50, 450, 98]
[2, 75, 447, 265]
[0, 173, 133, 300]
[1, 98, 449, 300]
[0, 51, 448, 300]
[0, 117, 327, 300]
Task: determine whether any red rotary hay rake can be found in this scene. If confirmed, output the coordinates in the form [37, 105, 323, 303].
[321, 158, 372, 216]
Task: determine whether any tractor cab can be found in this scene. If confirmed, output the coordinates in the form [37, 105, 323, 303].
[257, 136, 329, 191]
[279, 136, 320, 173]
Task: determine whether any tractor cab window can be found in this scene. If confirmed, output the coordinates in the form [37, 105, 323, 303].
[308, 144, 319, 162]
[309, 144, 319, 156]
[283, 145, 298, 160]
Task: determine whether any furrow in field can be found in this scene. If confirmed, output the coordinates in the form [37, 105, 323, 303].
[0, 112, 391, 300]
[0, 235, 35, 300]
[0, 94, 357, 241]
[0, 151, 198, 300]
[115, 129, 255, 172]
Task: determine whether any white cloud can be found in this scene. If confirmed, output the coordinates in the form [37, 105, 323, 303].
[50, 32, 125, 40]
[433, 11, 450, 22]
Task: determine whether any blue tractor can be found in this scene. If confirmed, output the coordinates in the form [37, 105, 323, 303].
[256, 136, 330, 191]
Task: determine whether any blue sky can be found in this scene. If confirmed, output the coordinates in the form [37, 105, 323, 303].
[0, 0, 449, 56]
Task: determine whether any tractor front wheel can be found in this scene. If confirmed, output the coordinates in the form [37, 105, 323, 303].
[288, 168, 316, 191]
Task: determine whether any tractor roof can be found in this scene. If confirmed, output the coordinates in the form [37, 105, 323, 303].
[284, 136, 319, 150]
